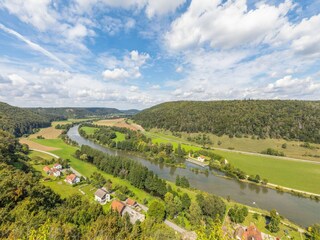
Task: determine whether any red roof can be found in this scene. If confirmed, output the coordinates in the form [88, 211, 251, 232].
[111, 200, 125, 214]
[126, 198, 136, 206]
[243, 224, 262, 240]
[43, 166, 51, 172]
[66, 174, 77, 182]
[54, 163, 61, 167]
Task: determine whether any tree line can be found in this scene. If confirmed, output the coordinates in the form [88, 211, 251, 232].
[133, 100, 320, 144]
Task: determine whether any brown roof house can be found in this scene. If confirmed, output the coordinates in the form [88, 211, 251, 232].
[65, 174, 80, 185]
[111, 200, 125, 215]
[94, 188, 111, 204]
[243, 224, 263, 240]
[126, 198, 137, 206]
[43, 166, 51, 174]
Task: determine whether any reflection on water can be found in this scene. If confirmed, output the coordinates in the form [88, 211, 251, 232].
[68, 125, 320, 227]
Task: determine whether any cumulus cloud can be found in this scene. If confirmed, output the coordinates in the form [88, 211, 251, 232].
[165, 0, 293, 50]
[145, 0, 186, 18]
[101, 16, 135, 35]
[102, 50, 150, 80]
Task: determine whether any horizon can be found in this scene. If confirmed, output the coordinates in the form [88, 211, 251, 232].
[0, 0, 320, 109]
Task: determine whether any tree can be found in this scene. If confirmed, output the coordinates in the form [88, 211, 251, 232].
[196, 218, 231, 240]
[308, 224, 320, 240]
[175, 175, 181, 186]
[164, 192, 176, 218]
[267, 209, 281, 233]
[228, 205, 248, 223]
[181, 193, 191, 210]
[189, 201, 202, 226]
[147, 200, 165, 223]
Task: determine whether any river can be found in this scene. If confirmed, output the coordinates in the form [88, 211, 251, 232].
[68, 125, 320, 227]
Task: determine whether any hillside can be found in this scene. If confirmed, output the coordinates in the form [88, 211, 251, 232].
[133, 100, 320, 143]
[0, 102, 53, 137]
[28, 107, 139, 119]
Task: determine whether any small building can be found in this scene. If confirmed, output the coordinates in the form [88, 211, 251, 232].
[197, 155, 206, 162]
[243, 224, 263, 240]
[51, 168, 61, 177]
[53, 163, 62, 170]
[94, 188, 111, 203]
[126, 198, 136, 207]
[234, 227, 245, 240]
[65, 174, 80, 185]
[111, 200, 125, 215]
[43, 166, 51, 174]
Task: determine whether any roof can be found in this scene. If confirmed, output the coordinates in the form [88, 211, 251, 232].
[95, 188, 107, 199]
[43, 166, 51, 172]
[66, 174, 77, 182]
[199, 155, 206, 158]
[51, 168, 60, 173]
[53, 163, 61, 167]
[111, 200, 125, 214]
[126, 198, 136, 206]
[243, 224, 262, 240]
[234, 227, 244, 238]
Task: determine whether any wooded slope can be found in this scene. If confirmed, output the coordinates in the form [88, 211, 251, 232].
[0, 102, 52, 136]
[133, 100, 320, 143]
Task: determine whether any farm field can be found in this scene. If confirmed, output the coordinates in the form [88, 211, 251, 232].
[28, 126, 62, 139]
[95, 118, 144, 131]
[151, 129, 320, 162]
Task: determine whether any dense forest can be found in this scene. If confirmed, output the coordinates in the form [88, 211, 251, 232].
[0, 102, 56, 137]
[133, 100, 320, 143]
[29, 107, 139, 119]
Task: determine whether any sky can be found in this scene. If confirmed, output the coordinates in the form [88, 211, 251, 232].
[0, 0, 319, 109]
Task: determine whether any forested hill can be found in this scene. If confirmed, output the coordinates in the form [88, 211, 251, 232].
[28, 107, 139, 119]
[133, 100, 320, 143]
[0, 102, 53, 137]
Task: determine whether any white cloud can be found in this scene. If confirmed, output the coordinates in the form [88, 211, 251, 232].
[165, 0, 293, 50]
[102, 68, 130, 80]
[145, 0, 186, 18]
[101, 16, 135, 35]
[0, 24, 69, 68]
[102, 50, 150, 80]
[176, 66, 183, 73]
[0, 0, 57, 31]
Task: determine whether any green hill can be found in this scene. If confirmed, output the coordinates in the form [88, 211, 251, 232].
[28, 107, 139, 119]
[133, 100, 320, 143]
[0, 102, 52, 137]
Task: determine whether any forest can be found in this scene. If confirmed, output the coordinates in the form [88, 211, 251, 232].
[133, 100, 320, 143]
[29, 107, 139, 119]
[0, 102, 57, 137]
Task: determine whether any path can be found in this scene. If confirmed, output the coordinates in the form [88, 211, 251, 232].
[30, 148, 59, 159]
[267, 183, 320, 197]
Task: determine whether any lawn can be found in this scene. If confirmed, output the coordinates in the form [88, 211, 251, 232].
[115, 131, 126, 141]
[144, 130, 320, 194]
[80, 126, 99, 135]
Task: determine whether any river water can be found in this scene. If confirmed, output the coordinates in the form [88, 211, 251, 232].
[68, 125, 320, 227]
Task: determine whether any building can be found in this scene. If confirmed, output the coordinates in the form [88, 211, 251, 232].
[126, 198, 136, 207]
[111, 200, 125, 215]
[243, 224, 263, 240]
[65, 174, 80, 184]
[94, 188, 111, 203]
[43, 166, 51, 174]
[197, 155, 206, 162]
[234, 227, 245, 240]
[53, 163, 62, 170]
[51, 168, 61, 177]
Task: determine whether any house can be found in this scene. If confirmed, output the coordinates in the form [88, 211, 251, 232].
[111, 200, 125, 215]
[243, 224, 263, 240]
[53, 163, 62, 170]
[197, 155, 206, 162]
[43, 166, 51, 174]
[51, 168, 61, 177]
[65, 174, 80, 184]
[94, 188, 111, 203]
[122, 205, 145, 224]
[126, 198, 136, 207]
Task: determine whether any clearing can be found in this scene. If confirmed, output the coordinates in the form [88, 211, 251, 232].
[95, 118, 144, 131]
[28, 126, 62, 139]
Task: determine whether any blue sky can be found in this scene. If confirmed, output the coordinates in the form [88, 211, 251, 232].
[0, 0, 319, 109]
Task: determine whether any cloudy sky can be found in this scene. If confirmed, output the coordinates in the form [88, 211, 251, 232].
[0, 0, 319, 109]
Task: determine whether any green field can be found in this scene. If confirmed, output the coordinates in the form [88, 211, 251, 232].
[115, 132, 126, 141]
[81, 126, 99, 135]
[144, 130, 320, 194]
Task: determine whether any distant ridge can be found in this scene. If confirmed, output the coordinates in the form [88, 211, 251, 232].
[133, 100, 320, 143]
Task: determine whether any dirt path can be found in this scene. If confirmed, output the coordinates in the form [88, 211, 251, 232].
[30, 149, 59, 159]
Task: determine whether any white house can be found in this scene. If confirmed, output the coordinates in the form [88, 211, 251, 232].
[197, 155, 206, 162]
[51, 168, 61, 177]
[53, 163, 63, 170]
[94, 188, 111, 203]
[65, 174, 80, 184]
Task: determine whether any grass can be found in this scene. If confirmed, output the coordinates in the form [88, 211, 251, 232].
[145, 130, 320, 194]
[80, 126, 99, 135]
[115, 131, 126, 141]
